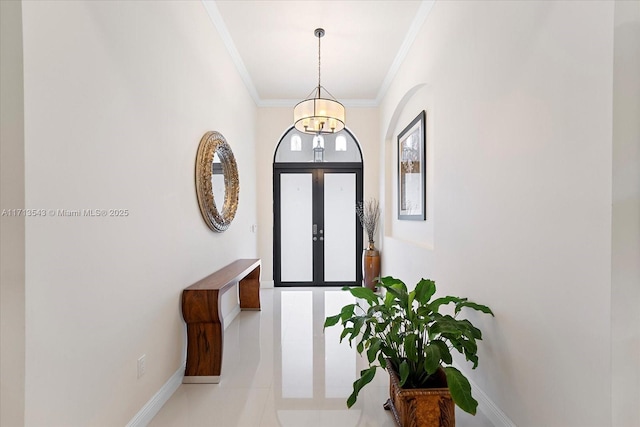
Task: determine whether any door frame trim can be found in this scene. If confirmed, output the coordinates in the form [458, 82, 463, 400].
[273, 163, 363, 287]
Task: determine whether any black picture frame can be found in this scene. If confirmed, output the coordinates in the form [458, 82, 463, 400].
[397, 110, 426, 221]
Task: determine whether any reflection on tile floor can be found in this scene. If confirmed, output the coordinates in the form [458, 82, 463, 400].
[149, 288, 493, 427]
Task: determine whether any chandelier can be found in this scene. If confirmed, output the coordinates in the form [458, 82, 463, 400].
[293, 28, 345, 135]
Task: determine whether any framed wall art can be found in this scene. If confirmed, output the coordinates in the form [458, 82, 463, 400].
[397, 110, 426, 220]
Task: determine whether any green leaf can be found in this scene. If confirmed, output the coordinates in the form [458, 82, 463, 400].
[443, 367, 478, 415]
[378, 276, 406, 288]
[416, 306, 433, 318]
[324, 314, 341, 329]
[455, 300, 494, 316]
[423, 343, 441, 374]
[458, 319, 483, 340]
[381, 346, 395, 358]
[431, 339, 452, 364]
[367, 338, 382, 363]
[414, 279, 436, 305]
[348, 287, 379, 305]
[431, 316, 464, 338]
[352, 317, 365, 336]
[407, 291, 416, 314]
[429, 296, 463, 312]
[362, 323, 372, 342]
[461, 338, 478, 356]
[375, 320, 387, 333]
[447, 336, 464, 354]
[465, 351, 479, 369]
[367, 304, 384, 316]
[339, 327, 352, 343]
[404, 333, 418, 362]
[378, 352, 387, 368]
[384, 284, 404, 302]
[380, 277, 408, 306]
[399, 360, 410, 387]
[384, 289, 395, 308]
[347, 367, 377, 408]
[339, 304, 356, 322]
[389, 319, 401, 340]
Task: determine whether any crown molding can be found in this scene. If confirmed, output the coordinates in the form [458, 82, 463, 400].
[202, 0, 435, 109]
[375, 0, 435, 105]
[257, 98, 379, 108]
[202, 0, 261, 104]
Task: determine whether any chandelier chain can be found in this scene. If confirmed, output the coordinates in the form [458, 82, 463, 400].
[317, 31, 321, 97]
[293, 28, 344, 136]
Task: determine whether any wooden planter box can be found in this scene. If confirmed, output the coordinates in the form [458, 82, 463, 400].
[384, 365, 455, 427]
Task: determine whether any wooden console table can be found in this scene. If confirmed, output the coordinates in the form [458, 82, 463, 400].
[181, 258, 261, 383]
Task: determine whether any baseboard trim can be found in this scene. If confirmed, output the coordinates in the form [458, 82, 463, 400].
[224, 305, 241, 330]
[126, 362, 185, 427]
[460, 367, 517, 427]
[126, 302, 246, 426]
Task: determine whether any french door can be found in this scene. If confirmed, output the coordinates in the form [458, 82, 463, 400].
[274, 163, 363, 287]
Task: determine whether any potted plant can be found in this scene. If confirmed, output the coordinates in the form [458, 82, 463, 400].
[324, 276, 494, 427]
[356, 198, 381, 290]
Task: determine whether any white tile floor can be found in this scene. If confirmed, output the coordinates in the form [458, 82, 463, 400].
[149, 288, 493, 427]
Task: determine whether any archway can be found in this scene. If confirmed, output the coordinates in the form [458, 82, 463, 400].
[273, 127, 364, 287]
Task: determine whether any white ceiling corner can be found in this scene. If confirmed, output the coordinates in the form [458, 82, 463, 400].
[374, 0, 435, 104]
[202, 0, 434, 108]
[202, 0, 261, 104]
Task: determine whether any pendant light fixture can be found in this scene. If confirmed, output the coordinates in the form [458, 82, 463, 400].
[293, 28, 345, 135]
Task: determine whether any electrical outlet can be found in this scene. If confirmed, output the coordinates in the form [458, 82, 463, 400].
[137, 354, 146, 379]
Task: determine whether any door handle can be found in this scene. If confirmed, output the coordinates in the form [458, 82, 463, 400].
[313, 224, 317, 235]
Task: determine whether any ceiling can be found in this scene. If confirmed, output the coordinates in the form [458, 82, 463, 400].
[203, 1, 434, 107]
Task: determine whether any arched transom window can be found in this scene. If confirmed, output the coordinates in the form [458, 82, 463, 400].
[274, 128, 363, 163]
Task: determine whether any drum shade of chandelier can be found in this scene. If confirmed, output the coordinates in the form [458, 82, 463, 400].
[293, 28, 346, 135]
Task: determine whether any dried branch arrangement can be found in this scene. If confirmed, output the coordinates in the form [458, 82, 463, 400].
[356, 198, 380, 245]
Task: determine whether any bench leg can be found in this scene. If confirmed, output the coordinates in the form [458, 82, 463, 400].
[183, 322, 223, 383]
[239, 265, 261, 310]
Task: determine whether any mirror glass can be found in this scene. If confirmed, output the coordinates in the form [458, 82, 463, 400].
[211, 152, 226, 207]
[195, 131, 239, 232]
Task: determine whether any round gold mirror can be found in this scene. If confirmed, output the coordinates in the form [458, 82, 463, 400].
[195, 131, 239, 232]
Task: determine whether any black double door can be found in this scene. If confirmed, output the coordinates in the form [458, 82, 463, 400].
[274, 163, 363, 287]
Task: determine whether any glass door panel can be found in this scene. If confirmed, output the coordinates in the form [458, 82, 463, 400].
[280, 173, 313, 282]
[323, 173, 356, 282]
[274, 165, 362, 286]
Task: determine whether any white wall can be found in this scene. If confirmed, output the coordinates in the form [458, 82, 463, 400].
[256, 107, 380, 283]
[379, 84, 436, 286]
[612, 1, 640, 425]
[11, 1, 637, 425]
[379, 1, 615, 425]
[0, 1, 26, 425]
[20, 1, 257, 425]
